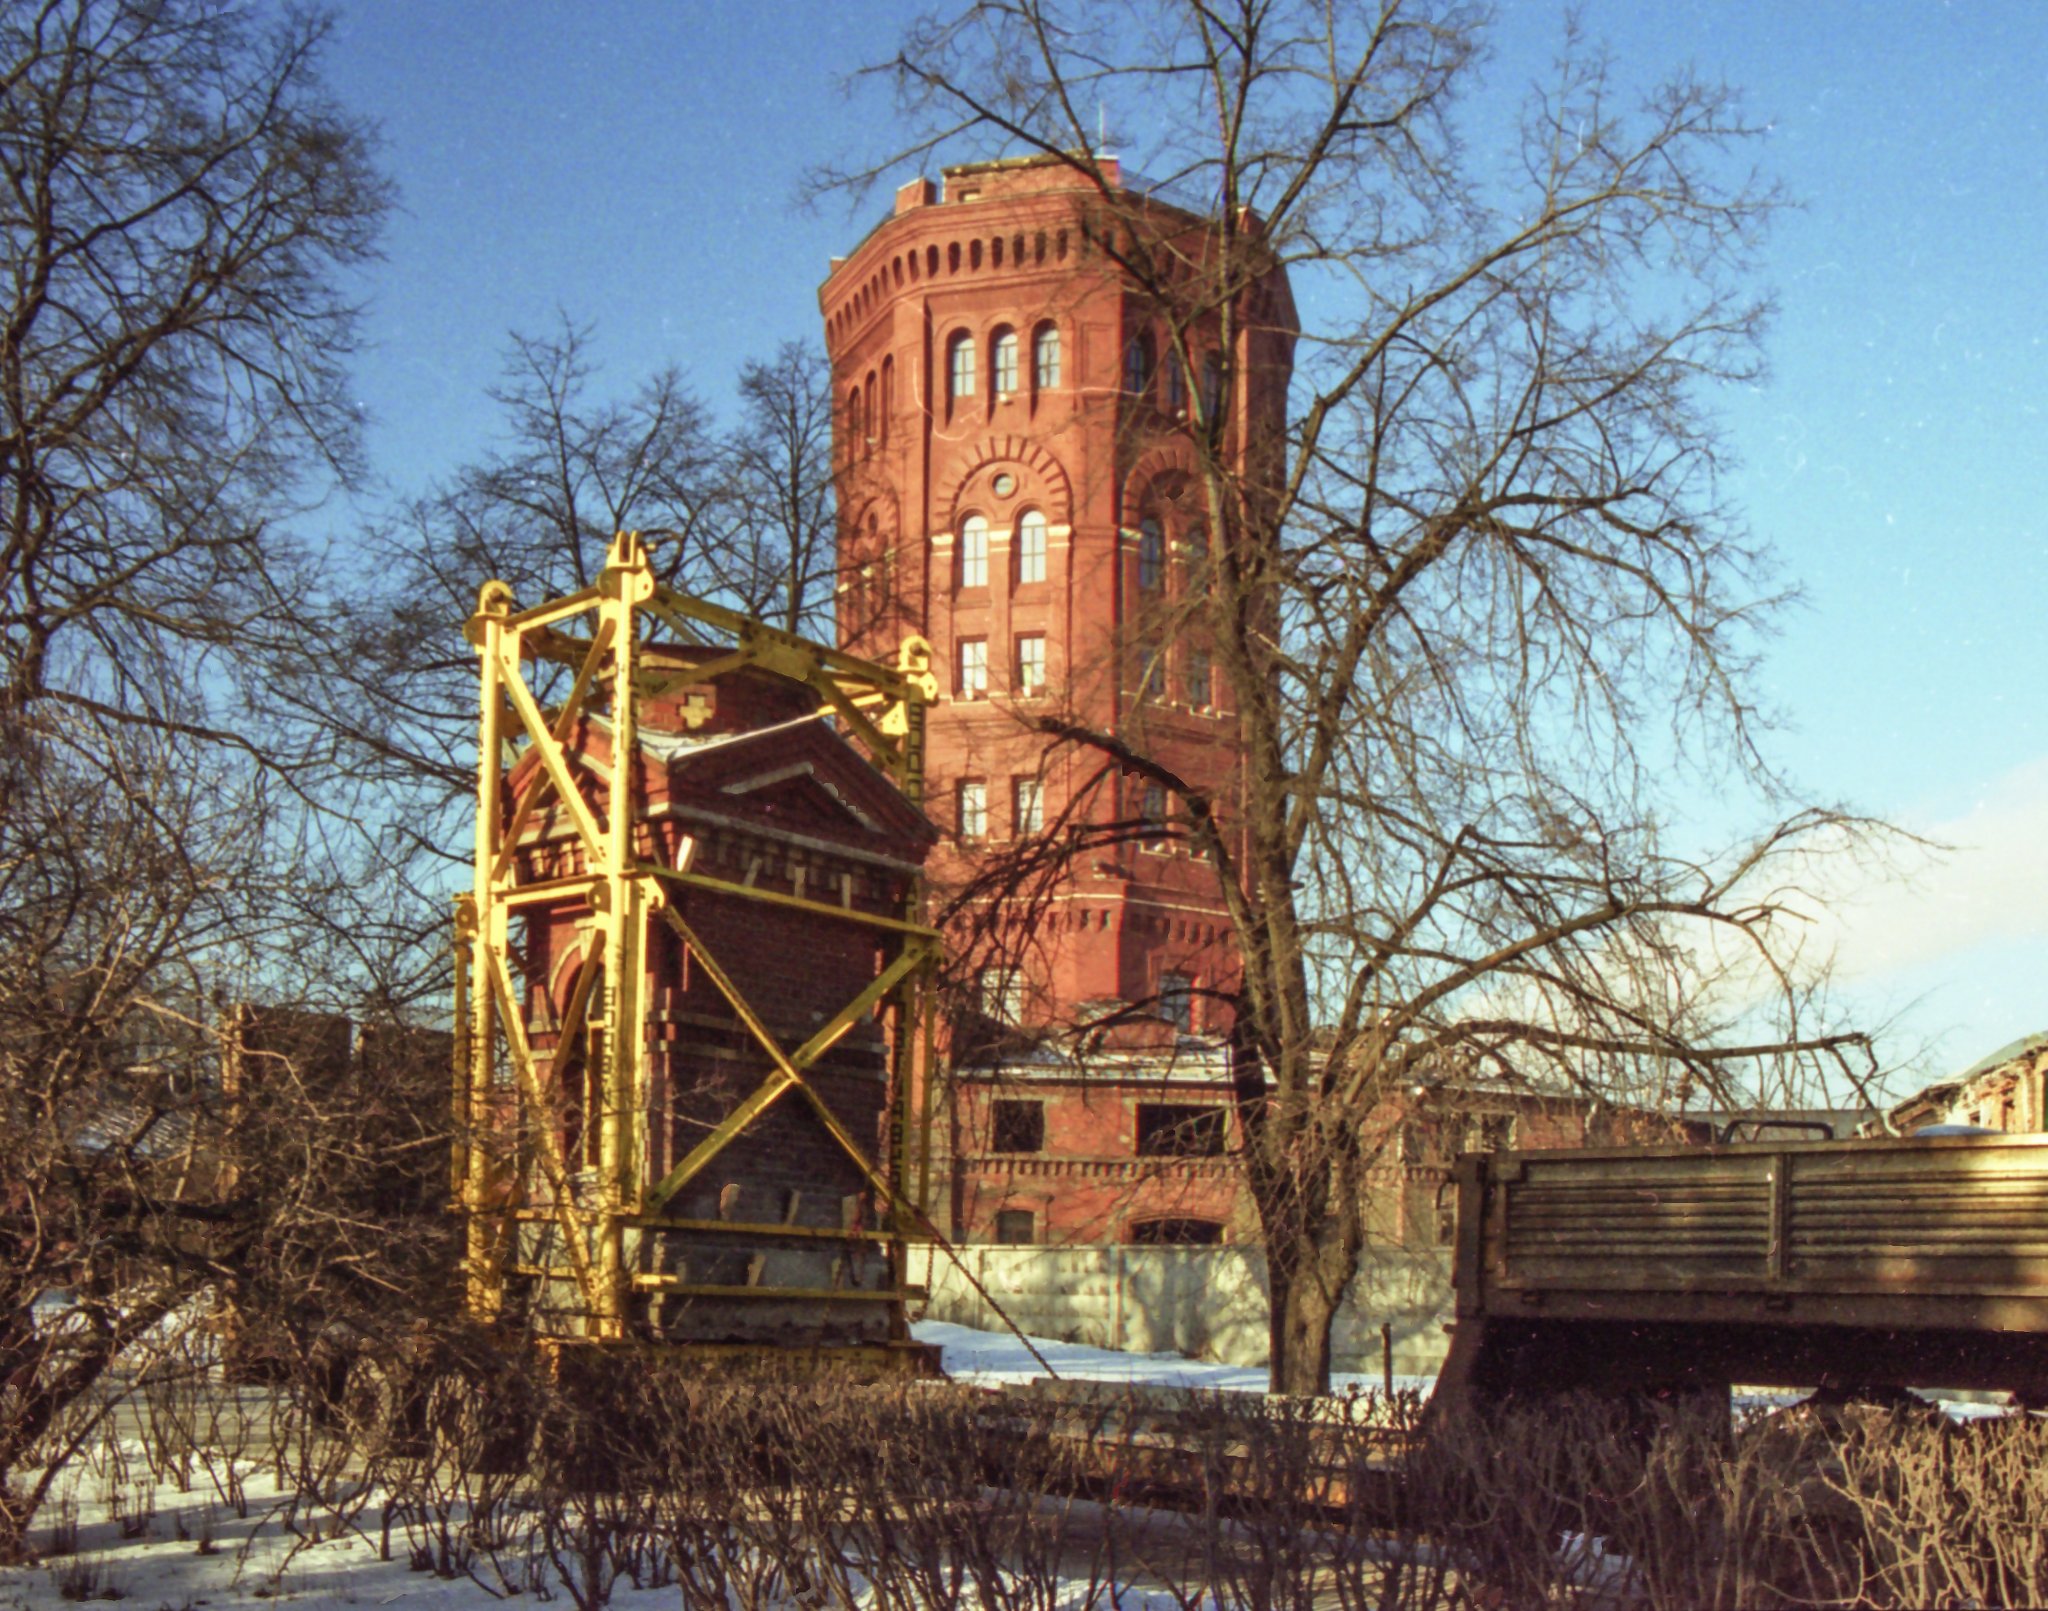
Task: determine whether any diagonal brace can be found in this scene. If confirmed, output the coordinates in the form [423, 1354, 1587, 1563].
[642, 904, 931, 1211]
[492, 619, 615, 880]
[495, 640, 607, 861]
[484, 949, 606, 1320]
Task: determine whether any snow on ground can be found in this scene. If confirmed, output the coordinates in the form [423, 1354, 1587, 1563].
[911, 1319, 1436, 1396]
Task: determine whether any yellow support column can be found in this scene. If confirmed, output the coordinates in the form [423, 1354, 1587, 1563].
[464, 583, 513, 1321]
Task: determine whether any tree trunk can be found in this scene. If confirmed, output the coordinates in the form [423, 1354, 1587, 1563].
[1267, 1255, 1338, 1396]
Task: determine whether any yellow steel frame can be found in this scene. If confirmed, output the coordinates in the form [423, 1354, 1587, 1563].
[455, 532, 939, 1340]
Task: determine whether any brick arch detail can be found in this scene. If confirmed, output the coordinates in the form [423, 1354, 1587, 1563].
[851, 486, 902, 542]
[935, 437, 1073, 527]
[1120, 441, 1200, 525]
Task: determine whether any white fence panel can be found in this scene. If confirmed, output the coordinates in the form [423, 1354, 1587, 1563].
[922, 1244, 1453, 1376]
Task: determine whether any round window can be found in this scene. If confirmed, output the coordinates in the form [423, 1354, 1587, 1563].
[991, 472, 1016, 497]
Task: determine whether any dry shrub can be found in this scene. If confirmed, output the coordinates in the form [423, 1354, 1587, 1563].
[85, 1332, 2048, 1611]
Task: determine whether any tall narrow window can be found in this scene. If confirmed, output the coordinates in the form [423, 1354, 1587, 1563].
[1159, 973, 1193, 1034]
[846, 388, 863, 453]
[957, 779, 987, 839]
[958, 638, 988, 699]
[879, 356, 893, 446]
[1202, 352, 1223, 418]
[1013, 776, 1044, 835]
[980, 969, 1024, 1026]
[1137, 519, 1165, 592]
[1016, 633, 1046, 697]
[1187, 646, 1212, 710]
[947, 331, 977, 402]
[958, 515, 989, 589]
[1033, 323, 1061, 390]
[1123, 329, 1153, 395]
[1165, 350, 1186, 411]
[1139, 782, 1167, 845]
[992, 327, 1019, 394]
[1017, 509, 1047, 584]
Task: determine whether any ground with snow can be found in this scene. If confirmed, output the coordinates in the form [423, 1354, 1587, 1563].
[0, 1323, 2015, 1609]
[0, 1324, 1344, 1610]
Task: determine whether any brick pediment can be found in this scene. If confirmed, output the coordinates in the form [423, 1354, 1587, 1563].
[664, 720, 937, 859]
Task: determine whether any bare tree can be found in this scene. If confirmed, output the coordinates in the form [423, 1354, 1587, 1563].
[829, 0, 1885, 1392]
[305, 322, 844, 1010]
[0, 0, 407, 1551]
[0, 0, 386, 742]
[715, 340, 838, 637]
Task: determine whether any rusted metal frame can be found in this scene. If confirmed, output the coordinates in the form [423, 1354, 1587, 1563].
[483, 946, 607, 1323]
[646, 864, 938, 939]
[492, 618, 616, 881]
[648, 903, 1056, 1374]
[495, 639, 606, 861]
[641, 902, 932, 1209]
[916, 961, 939, 1218]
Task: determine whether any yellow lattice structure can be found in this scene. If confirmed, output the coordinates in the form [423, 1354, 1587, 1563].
[453, 532, 941, 1351]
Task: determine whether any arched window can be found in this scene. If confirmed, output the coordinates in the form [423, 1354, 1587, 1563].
[1033, 323, 1061, 391]
[1122, 329, 1154, 396]
[1016, 509, 1047, 585]
[958, 514, 989, 589]
[1202, 352, 1223, 418]
[947, 332, 977, 404]
[846, 388, 863, 454]
[1165, 350, 1186, 412]
[863, 370, 877, 443]
[879, 357, 893, 447]
[991, 327, 1019, 395]
[1137, 518, 1165, 592]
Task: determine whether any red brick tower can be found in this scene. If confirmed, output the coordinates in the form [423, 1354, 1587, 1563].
[820, 156, 1295, 1038]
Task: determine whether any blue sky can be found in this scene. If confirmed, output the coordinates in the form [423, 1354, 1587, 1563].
[322, 2, 2048, 1088]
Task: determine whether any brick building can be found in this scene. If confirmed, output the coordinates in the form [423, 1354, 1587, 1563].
[1883, 1031, 2048, 1136]
[820, 155, 1296, 1245]
[820, 154, 1293, 1034]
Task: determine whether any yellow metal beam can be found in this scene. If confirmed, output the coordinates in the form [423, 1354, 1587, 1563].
[495, 641, 606, 861]
[647, 864, 938, 939]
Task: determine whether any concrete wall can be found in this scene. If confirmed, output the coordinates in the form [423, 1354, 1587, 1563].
[921, 1243, 1454, 1377]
